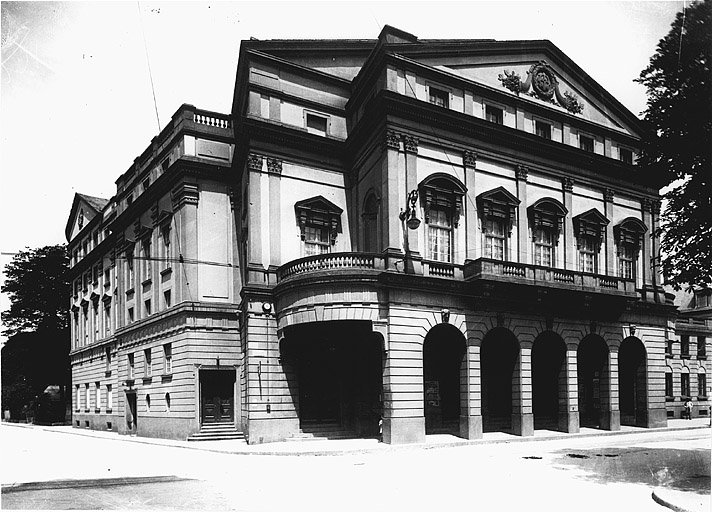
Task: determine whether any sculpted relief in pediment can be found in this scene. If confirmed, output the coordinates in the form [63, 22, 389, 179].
[498, 61, 584, 115]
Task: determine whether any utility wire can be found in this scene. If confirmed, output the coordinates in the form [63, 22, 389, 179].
[137, 1, 161, 131]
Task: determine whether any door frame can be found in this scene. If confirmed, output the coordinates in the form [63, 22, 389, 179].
[195, 364, 240, 427]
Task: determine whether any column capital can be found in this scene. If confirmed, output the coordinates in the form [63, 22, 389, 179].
[604, 188, 615, 202]
[515, 165, 529, 182]
[463, 150, 478, 168]
[266, 158, 282, 175]
[384, 129, 400, 150]
[563, 177, 574, 193]
[247, 153, 263, 171]
[402, 134, 419, 154]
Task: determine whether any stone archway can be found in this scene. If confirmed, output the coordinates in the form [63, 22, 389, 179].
[532, 331, 567, 431]
[423, 323, 466, 436]
[577, 334, 610, 429]
[480, 327, 520, 433]
[619, 336, 647, 427]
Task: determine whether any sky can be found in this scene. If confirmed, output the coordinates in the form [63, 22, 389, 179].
[0, 0, 684, 339]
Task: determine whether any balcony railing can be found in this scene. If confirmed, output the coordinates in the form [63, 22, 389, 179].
[464, 258, 637, 296]
[277, 252, 385, 282]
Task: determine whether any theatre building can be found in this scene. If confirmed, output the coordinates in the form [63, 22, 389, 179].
[67, 25, 686, 444]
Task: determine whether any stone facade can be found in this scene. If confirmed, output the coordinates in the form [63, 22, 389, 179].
[67, 26, 691, 444]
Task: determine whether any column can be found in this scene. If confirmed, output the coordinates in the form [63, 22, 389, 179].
[464, 151, 478, 261]
[516, 165, 529, 264]
[513, 343, 534, 436]
[383, 130, 405, 267]
[461, 337, 483, 439]
[560, 344, 580, 433]
[563, 177, 574, 270]
[604, 188, 615, 275]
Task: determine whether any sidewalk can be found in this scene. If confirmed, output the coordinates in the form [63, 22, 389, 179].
[3, 417, 709, 456]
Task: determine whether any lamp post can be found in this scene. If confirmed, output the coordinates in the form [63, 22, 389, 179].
[399, 190, 421, 230]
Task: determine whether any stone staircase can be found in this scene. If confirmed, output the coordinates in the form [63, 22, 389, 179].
[187, 422, 245, 442]
[287, 421, 358, 442]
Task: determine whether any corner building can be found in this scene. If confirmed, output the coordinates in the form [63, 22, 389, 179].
[68, 26, 682, 444]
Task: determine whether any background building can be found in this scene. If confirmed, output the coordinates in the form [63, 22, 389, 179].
[67, 26, 694, 444]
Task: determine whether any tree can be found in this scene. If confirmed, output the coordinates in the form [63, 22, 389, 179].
[636, 0, 712, 289]
[2, 244, 69, 336]
[1, 245, 70, 422]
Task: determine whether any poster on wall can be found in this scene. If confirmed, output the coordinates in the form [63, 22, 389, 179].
[425, 381, 440, 407]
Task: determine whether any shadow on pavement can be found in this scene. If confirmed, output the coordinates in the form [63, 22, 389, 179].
[550, 446, 710, 494]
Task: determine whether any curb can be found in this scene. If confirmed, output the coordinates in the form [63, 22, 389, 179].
[651, 489, 704, 512]
[3, 421, 709, 457]
[1, 476, 192, 494]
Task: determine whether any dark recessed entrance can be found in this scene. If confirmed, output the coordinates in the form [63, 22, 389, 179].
[577, 335, 610, 428]
[282, 321, 383, 438]
[423, 324, 466, 435]
[481, 328, 520, 433]
[200, 370, 235, 424]
[619, 336, 647, 427]
[532, 331, 567, 431]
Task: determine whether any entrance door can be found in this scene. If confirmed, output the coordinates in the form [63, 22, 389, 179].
[126, 393, 137, 432]
[299, 341, 340, 422]
[201, 370, 235, 424]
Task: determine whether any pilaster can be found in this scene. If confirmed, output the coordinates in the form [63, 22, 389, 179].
[513, 344, 534, 436]
[604, 188, 615, 275]
[563, 177, 574, 270]
[464, 150, 478, 262]
[516, 165, 529, 265]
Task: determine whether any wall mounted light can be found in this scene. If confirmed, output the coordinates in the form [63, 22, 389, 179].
[399, 190, 421, 230]
[441, 308, 450, 324]
[630, 325, 636, 336]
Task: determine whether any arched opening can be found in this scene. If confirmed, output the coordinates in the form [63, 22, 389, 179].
[281, 320, 383, 438]
[532, 331, 567, 431]
[362, 192, 379, 253]
[577, 335, 610, 428]
[423, 324, 466, 435]
[619, 336, 647, 427]
[481, 327, 520, 433]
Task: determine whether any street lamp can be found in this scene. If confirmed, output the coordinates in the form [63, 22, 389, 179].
[399, 190, 421, 230]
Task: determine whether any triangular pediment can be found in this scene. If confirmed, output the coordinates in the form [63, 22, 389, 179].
[65, 193, 110, 242]
[398, 43, 642, 138]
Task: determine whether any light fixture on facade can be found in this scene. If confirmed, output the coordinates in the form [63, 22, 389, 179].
[441, 309, 450, 324]
[399, 189, 421, 230]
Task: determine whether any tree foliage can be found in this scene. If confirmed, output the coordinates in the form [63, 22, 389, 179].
[636, 0, 712, 289]
[1, 244, 69, 337]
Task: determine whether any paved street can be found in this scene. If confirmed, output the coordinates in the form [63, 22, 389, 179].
[1, 422, 709, 511]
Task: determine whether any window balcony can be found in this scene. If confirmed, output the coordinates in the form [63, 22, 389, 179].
[277, 252, 386, 283]
[464, 258, 638, 298]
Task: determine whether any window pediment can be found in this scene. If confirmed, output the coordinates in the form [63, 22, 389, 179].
[614, 217, 647, 249]
[573, 208, 609, 247]
[528, 198, 567, 239]
[419, 174, 466, 228]
[477, 186, 520, 234]
[295, 196, 342, 245]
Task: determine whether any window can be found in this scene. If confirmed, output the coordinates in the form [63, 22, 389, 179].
[144, 299, 152, 316]
[304, 226, 330, 256]
[362, 193, 380, 253]
[107, 384, 113, 410]
[619, 147, 633, 164]
[165, 393, 171, 412]
[428, 208, 453, 262]
[614, 217, 647, 282]
[579, 134, 594, 152]
[578, 236, 597, 273]
[104, 306, 111, 336]
[681, 373, 690, 397]
[85, 383, 90, 411]
[295, 196, 342, 257]
[95, 382, 101, 411]
[105, 346, 112, 374]
[681, 335, 690, 358]
[666, 337, 674, 357]
[699, 373, 707, 398]
[428, 86, 449, 108]
[128, 307, 134, 323]
[92, 265, 99, 285]
[82, 307, 88, 344]
[146, 394, 151, 412]
[161, 224, 171, 271]
[665, 373, 673, 397]
[484, 219, 506, 260]
[128, 353, 135, 380]
[144, 348, 152, 378]
[164, 344, 173, 375]
[260, 95, 270, 119]
[698, 336, 707, 358]
[75, 385, 80, 411]
[93, 304, 99, 339]
[534, 228, 554, 267]
[618, 244, 635, 279]
[536, 120, 552, 140]
[104, 267, 111, 288]
[305, 112, 328, 136]
[485, 105, 503, 124]
[142, 178, 150, 192]
[164, 290, 172, 309]
[142, 238, 152, 281]
[126, 251, 134, 289]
